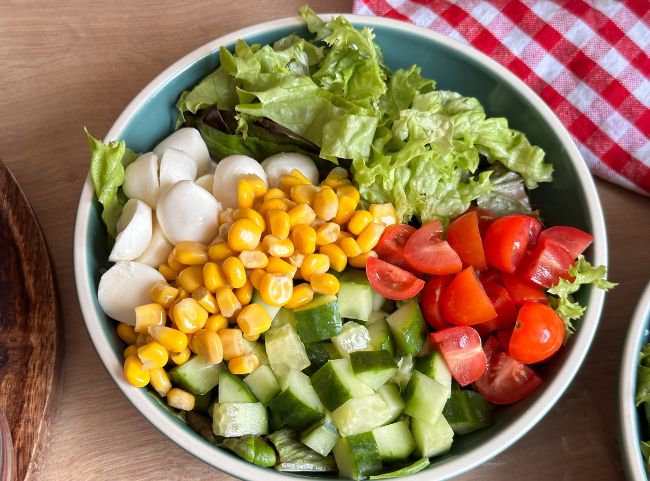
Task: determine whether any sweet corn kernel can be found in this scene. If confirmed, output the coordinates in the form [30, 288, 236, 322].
[222, 256, 247, 289]
[149, 281, 179, 309]
[243, 333, 260, 342]
[264, 188, 286, 202]
[310, 273, 341, 296]
[336, 184, 360, 202]
[239, 250, 268, 269]
[288, 252, 305, 269]
[158, 263, 177, 281]
[322, 167, 351, 189]
[290, 184, 319, 205]
[177, 265, 205, 294]
[148, 325, 188, 353]
[316, 222, 340, 246]
[263, 235, 294, 258]
[218, 222, 232, 241]
[348, 210, 374, 235]
[228, 354, 260, 375]
[136, 333, 154, 346]
[339, 237, 363, 258]
[312, 186, 339, 221]
[149, 367, 172, 397]
[285, 283, 314, 309]
[249, 269, 267, 291]
[117, 323, 138, 345]
[124, 355, 150, 387]
[208, 242, 236, 262]
[259, 273, 293, 306]
[237, 304, 272, 337]
[319, 243, 347, 272]
[170, 347, 191, 365]
[237, 178, 256, 209]
[228, 219, 262, 252]
[300, 253, 330, 281]
[173, 298, 209, 334]
[334, 194, 359, 225]
[242, 174, 268, 198]
[288, 204, 316, 227]
[289, 169, 313, 185]
[192, 329, 224, 365]
[233, 208, 266, 232]
[134, 303, 166, 334]
[167, 388, 195, 411]
[369, 203, 397, 226]
[349, 250, 377, 268]
[123, 344, 138, 359]
[173, 241, 209, 265]
[357, 222, 385, 253]
[292, 224, 317, 254]
[216, 287, 242, 318]
[205, 314, 228, 333]
[219, 207, 235, 225]
[268, 209, 291, 239]
[219, 328, 246, 360]
[279, 172, 310, 193]
[192, 287, 218, 314]
[259, 198, 290, 217]
[137, 342, 169, 370]
[203, 262, 228, 292]
[235, 281, 254, 306]
[266, 256, 297, 276]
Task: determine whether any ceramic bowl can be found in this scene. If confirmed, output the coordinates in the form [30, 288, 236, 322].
[74, 13, 607, 480]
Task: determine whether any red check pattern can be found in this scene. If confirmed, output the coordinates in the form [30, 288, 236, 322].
[352, 0, 650, 194]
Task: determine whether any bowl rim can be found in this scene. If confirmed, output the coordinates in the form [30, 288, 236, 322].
[619, 281, 650, 481]
[74, 12, 608, 481]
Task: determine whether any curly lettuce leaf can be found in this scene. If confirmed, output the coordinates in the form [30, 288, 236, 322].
[85, 128, 138, 238]
[477, 165, 536, 217]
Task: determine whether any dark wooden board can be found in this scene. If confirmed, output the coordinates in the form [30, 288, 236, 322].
[0, 160, 62, 481]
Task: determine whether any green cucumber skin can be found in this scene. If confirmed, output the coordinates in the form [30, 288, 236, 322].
[295, 297, 343, 343]
[303, 342, 332, 376]
[414, 351, 452, 389]
[169, 355, 221, 396]
[333, 432, 383, 480]
[350, 350, 398, 390]
[311, 359, 374, 412]
[268, 389, 325, 430]
[366, 319, 395, 356]
[386, 300, 427, 356]
[218, 370, 257, 403]
[404, 371, 450, 426]
[442, 389, 493, 435]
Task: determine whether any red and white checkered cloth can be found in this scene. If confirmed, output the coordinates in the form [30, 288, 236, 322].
[352, 0, 650, 195]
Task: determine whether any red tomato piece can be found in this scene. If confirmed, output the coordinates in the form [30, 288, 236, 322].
[496, 328, 513, 353]
[478, 268, 502, 286]
[403, 220, 462, 275]
[509, 302, 565, 364]
[475, 281, 518, 333]
[447, 211, 487, 271]
[501, 272, 548, 305]
[466, 206, 496, 238]
[474, 336, 543, 404]
[520, 238, 575, 289]
[538, 226, 593, 260]
[429, 326, 487, 387]
[419, 276, 453, 331]
[483, 215, 542, 273]
[441, 267, 497, 326]
[365, 257, 425, 301]
[375, 224, 417, 271]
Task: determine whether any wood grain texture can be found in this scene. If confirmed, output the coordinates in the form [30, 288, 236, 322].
[0, 1, 648, 480]
[0, 161, 61, 481]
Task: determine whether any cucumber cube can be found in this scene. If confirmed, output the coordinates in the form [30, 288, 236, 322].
[415, 350, 452, 389]
[294, 295, 342, 342]
[169, 355, 221, 396]
[301, 419, 340, 456]
[303, 342, 333, 376]
[268, 369, 325, 430]
[337, 269, 374, 322]
[442, 389, 493, 435]
[377, 383, 404, 424]
[372, 420, 415, 462]
[332, 394, 393, 436]
[366, 319, 395, 355]
[410, 415, 454, 458]
[333, 432, 382, 480]
[253, 289, 281, 321]
[212, 402, 268, 437]
[311, 359, 374, 411]
[404, 371, 450, 425]
[244, 364, 280, 405]
[389, 353, 414, 391]
[386, 299, 426, 356]
[332, 321, 370, 358]
[272, 307, 296, 329]
[218, 370, 257, 403]
[350, 350, 398, 390]
[265, 324, 310, 376]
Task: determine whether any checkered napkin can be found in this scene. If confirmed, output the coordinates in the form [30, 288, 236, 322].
[352, 0, 650, 195]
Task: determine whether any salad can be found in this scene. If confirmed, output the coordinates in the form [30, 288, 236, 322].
[86, 7, 615, 480]
[637, 344, 650, 471]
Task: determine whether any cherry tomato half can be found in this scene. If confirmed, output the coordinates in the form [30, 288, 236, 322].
[538, 226, 593, 260]
[475, 281, 518, 333]
[500, 272, 548, 305]
[375, 224, 417, 272]
[520, 237, 575, 289]
[447, 210, 487, 271]
[429, 326, 487, 387]
[365, 256, 425, 301]
[474, 336, 543, 404]
[509, 302, 565, 364]
[484, 215, 542, 273]
[419, 276, 453, 331]
[441, 267, 497, 326]
[404, 220, 462, 275]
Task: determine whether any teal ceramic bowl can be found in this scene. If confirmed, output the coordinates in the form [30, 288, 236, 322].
[620, 282, 650, 481]
[74, 14, 607, 480]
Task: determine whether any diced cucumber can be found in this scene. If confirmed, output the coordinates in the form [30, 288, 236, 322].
[369, 458, 430, 479]
[372, 289, 386, 312]
[368, 311, 388, 323]
[337, 269, 374, 322]
[269, 408, 285, 432]
[193, 389, 215, 413]
[265, 324, 310, 376]
[332, 321, 370, 358]
[243, 364, 280, 405]
[169, 355, 221, 395]
[389, 354, 413, 391]
[268, 369, 325, 430]
[404, 371, 450, 426]
[372, 420, 415, 462]
[294, 294, 342, 342]
[366, 319, 395, 355]
[301, 419, 340, 456]
[311, 358, 374, 411]
[218, 370, 257, 403]
[252, 289, 281, 321]
[415, 350, 452, 390]
[332, 432, 383, 480]
[377, 383, 404, 424]
[303, 341, 333, 376]
[332, 394, 393, 436]
[268, 428, 337, 472]
[252, 342, 269, 365]
[410, 415, 454, 458]
[350, 350, 398, 390]
[272, 307, 296, 329]
[212, 402, 268, 437]
[386, 299, 426, 356]
[442, 389, 493, 435]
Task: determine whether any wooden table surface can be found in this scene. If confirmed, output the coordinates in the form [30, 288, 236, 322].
[1, 0, 648, 480]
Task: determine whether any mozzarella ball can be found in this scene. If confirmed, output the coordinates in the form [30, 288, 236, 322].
[153, 127, 211, 176]
[135, 217, 173, 267]
[212, 155, 268, 209]
[261, 153, 319, 188]
[158, 148, 197, 193]
[123, 152, 159, 207]
[156, 180, 221, 245]
[195, 174, 214, 192]
[109, 199, 153, 262]
[98, 261, 165, 326]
